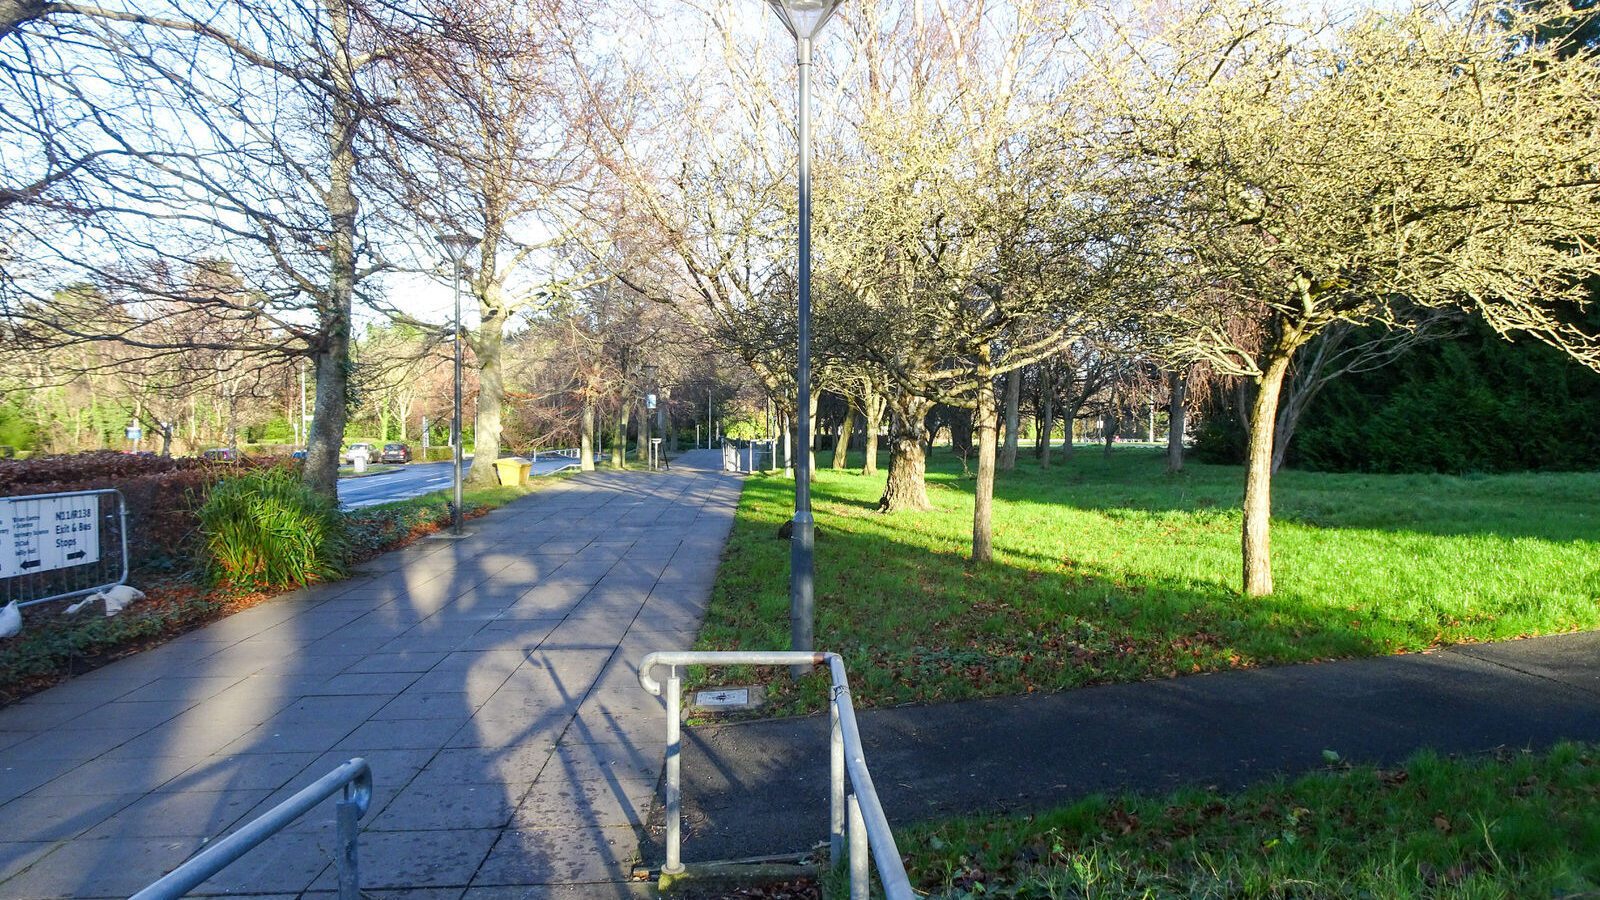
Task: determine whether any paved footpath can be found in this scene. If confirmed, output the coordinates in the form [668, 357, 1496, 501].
[654, 630, 1600, 864]
[0, 449, 739, 899]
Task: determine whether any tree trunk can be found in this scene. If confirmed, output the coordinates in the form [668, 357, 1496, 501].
[301, 0, 357, 500]
[832, 404, 855, 469]
[1168, 370, 1187, 474]
[999, 368, 1021, 470]
[467, 298, 504, 485]
[807, 389, 819, 480]
[636, 400, 649, 464]
[580, 399, 595, 472]
[781, 409, 793, 476]
[1039, 365, 1054, 468]
[949, 406, 974, 468]
[1102, 410, 1118, 458]
[972, 365, 999, 562]
[878, 392, 931, 511]
[1061, 396, 1079, 459]
[862, 391, 883, 476]
[664, 388, 676, 453]
[1242, 353, 1295, 597]
[612, 405, 629, 469]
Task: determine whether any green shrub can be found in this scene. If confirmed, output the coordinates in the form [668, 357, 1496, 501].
[345, 494, 456, 558]
[198, 468, 348, 588]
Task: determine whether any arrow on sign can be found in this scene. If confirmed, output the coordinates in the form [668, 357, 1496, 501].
[20, 559, 40, 569]
[66, 550, 86, 560]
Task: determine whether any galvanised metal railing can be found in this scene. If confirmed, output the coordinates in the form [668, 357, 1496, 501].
[719, 439, 777, 474]
[129, 758, 372, 900]
[638, 651, 914, 900]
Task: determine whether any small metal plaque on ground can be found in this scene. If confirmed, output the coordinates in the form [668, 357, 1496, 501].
[692, 685, 765, 712]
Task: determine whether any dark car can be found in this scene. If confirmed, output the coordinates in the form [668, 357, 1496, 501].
[380, 442, 412, 464]
[202, 448, 238, 463]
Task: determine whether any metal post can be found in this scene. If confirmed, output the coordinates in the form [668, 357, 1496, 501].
[664, 666, 684, 875]
[335, 793, 360, 900]
[790, 36, 817, 673]
[451, 258, 464, 536]
[848, 792, 868, 900]
[830, 694, 845, 863]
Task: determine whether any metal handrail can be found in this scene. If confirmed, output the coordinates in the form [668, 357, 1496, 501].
[638, 651, 914, 900]
[130, 758, 373, 900]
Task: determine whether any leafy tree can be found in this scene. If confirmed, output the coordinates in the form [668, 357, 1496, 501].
[1111, 0, 1600, 594]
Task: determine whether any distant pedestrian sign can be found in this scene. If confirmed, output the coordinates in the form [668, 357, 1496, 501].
[0, 493, 100, 578]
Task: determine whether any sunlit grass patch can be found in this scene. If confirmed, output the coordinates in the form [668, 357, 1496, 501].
[693, 448, 1600, 716]
[898, 744, 1600, 898]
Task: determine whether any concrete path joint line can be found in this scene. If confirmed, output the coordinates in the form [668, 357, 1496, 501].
[0, 449, 739, 899]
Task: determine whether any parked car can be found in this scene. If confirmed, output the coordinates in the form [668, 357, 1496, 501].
[202, 448, 238, 462]
[379, 442, 412, 464]
[341, 443, 375, 464]
[291, 449, 307, 461]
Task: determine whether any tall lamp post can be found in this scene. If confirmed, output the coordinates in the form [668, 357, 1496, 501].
[765, 0, 844, 666]
[642, 364, 658, 470]
[438, 232, 480, 536]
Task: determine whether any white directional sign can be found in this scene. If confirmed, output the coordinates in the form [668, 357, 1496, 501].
[1, 494, 100, 578]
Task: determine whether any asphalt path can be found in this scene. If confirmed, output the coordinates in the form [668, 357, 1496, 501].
[336, 454, 589, 509]
[644, 631, 1600, 865]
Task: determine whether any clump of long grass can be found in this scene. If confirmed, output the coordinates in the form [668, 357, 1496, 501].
[198, 468, 348, 588]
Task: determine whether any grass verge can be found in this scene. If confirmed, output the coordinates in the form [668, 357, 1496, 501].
[899, 743, 1600, 898]
[0, 479, 546, 703]
[693, 449, 1600, 716]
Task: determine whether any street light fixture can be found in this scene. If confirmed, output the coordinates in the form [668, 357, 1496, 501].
[765, 0, 844, 669]
[438, 231, 480, 536]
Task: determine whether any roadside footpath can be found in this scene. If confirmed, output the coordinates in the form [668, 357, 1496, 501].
[0, 450, 738, 899]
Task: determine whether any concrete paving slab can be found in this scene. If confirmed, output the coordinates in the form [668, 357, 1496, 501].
[351, 828, 501, 889]
[0, 836, 204, 898]
[189, 830, 333, 895]
[0, 792, 142, 840]
[463, 884, 655, 900]
[81, 787, 271, 839]
[28, 753, 205, 796]
[471, 827, 639, 886]
[0, 452, 738, 896]
[515, 776, 655, 830]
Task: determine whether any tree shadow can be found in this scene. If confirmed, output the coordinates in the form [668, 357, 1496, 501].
[0, 462, 733, 898]
[987, 447, 1600, 544]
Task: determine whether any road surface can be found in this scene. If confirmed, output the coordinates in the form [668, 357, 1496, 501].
[337, 455, 588, 509]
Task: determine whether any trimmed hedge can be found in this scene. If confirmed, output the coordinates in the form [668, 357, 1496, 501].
[1192, 321, 1600, 474]
[0, 452, 249, 575]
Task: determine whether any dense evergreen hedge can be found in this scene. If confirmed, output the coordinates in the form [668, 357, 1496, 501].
[1193, 322, 1600, 474]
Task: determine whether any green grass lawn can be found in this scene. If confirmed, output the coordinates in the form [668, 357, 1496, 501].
[897, 743, 1600, 898]
[692, 448, 1600, 716]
